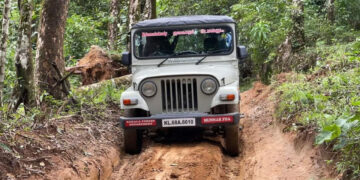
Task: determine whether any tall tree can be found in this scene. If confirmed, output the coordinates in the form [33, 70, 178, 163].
[291, 0, 305, 51]
[326, 0, 335, 24]
[0, 0, 11, 107]
[128, 0, 156, 29]
[274, 0, 306, 72]
[108, 0, 120, 51]
[127, 0, 156, 50]
[35, 0, 70, 101]
[12, 0, 35, 111]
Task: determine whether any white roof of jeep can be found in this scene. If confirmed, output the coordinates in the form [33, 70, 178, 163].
[132, 15, 235, 29]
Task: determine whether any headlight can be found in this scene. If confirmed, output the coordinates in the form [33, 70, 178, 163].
[201, 78, 217, 95]
[140, 81, 157, 97]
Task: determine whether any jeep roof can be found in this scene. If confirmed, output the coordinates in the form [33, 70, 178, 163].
[132, 15, 235, 29]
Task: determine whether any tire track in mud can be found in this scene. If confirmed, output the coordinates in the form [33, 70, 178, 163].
[112, 143, 225, 180]
[110, 82, 332, 180]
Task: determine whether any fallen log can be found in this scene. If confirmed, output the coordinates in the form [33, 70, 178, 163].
[75, 74, 132, 93]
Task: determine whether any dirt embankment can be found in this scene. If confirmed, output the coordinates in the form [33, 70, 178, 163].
[1, 82, 333, 180]
[237, 82, 332, 179]
[0, 108, 123, 180]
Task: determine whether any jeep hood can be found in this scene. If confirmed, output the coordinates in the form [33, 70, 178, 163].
[132, 63, 238, 87]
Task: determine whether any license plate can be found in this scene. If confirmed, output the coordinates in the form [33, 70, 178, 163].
[162, 118, 196, 127]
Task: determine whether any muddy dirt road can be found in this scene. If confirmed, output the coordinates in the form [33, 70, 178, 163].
[109, 82, 331, 180]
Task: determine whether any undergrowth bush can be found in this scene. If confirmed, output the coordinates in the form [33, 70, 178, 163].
[72, 80, 125, 121]
[275, 40, 360, 178]
[0, 81, 125, 134]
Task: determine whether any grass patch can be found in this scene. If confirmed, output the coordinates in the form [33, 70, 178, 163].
[275, 40, 360, 178]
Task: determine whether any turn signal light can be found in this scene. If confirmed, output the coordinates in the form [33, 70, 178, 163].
[220, 94, 235, 101]
[123, 98, 138, 106]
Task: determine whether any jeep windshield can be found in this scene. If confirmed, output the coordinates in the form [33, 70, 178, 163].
[133, 26, 233, 59]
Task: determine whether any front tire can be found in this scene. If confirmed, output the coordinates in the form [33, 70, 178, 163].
[225, 104, 240, 156]
[124, 128, 142, 154]
[225, 124, 240, 156]
[123, 109, 144, 154]
[214, 104, 240, 156]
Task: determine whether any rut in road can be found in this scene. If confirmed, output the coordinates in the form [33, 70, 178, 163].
[110, 82, 331, 180]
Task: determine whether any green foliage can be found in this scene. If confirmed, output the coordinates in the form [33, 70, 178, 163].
[304, 0, 360, 45]
[276, 41, 360, 177]
[229, 0, 360, 83]
[64, 0, 129, 62]
[250, 21, 271, 44]
[1, 1, 21, 105]
[74, 82, 124, 106]
[335, 0, 360, 30]
[231, 0, 292, 82]
[65, 0, 110, 60]
[71, 81, 125, 120]
[0, 81, 125, 134]
[65, 14, 108, 61]
[69, 0, 110, 17]
[0, 105, 41, 135]
[0, 142, 12, 153]
[157, 0, 238, 17]
[348, 40, 360, 62]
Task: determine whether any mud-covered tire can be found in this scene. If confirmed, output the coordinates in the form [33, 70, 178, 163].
[224, 124, 240, 156]
[124, 129, 142, 154]
[123, 109, 143, 154]
[214, 104, 240, 156]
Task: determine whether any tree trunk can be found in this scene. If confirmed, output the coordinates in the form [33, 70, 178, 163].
[13, 0, 35, 112]
[326, 0, 335, 24]
[274, 0, 307, 72]
[128, 0, 156, 29]
[128, 0, 156, 50]
[291, 0, 305, 52]
[108, 0, 120, 51]
[35, 0, 70, 101]
[0, 0, 11, 107]
[144, 0, 156, 20]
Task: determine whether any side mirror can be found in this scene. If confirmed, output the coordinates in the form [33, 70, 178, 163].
[237, 46, 248, 60]
[121, 52, 132, 66]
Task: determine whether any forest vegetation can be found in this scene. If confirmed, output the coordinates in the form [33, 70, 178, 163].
[0, 0, 359, 178]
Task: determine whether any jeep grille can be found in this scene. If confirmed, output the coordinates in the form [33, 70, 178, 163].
[161, 78, 198, 113]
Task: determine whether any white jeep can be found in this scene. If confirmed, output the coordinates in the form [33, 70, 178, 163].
[120, 15, 248, 156]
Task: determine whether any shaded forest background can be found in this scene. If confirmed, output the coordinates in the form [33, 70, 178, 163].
[0, 0, 360, 178]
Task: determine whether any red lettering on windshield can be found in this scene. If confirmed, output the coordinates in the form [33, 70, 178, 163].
[173, 30, 195, 36]
[200, 28, 225, 34]
[142, 32, 168, 37]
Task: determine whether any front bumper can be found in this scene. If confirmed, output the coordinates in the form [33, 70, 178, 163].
[120, 112, 240, 129]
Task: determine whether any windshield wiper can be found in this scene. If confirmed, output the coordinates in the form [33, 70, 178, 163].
[157, 56, 171, 67]
[157, 53, 177, 67]
[157, 51, 199, 67]
[195, 55, 208, 65]
[195, 49, 229, 65]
